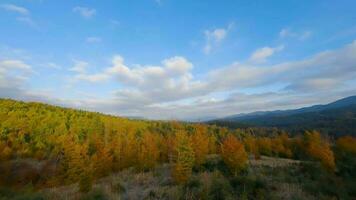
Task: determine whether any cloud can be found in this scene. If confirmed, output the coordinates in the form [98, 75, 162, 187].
[279, 28, 312, 41]
[73, 6, 96, 18]
[64, 40, 356, 119]
[69, 60, 89, 74]
[203, 23, 234, 54]
[155, 0, 162, 5]
[16, 17, 37, 27]
[3, 41, 356, 120]
[109, 19, 120, 27]
[0, 59, 33, 94]
[46, 62, 61, 70]
[86, 37, 102, 43]
[1, 4, 29, 15]
[1, 4, 37, 28]
[249, 45, 284, 63]
[0, 60, 31, 71]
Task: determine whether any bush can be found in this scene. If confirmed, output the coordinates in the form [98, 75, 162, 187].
[111, 180, 126, 194]
[0, 187, 45, 200]
[208, 171, 233, 200]
[181, 177, 203, 199]
[80, 189, 108, 200]
[79, 173, 93, 193]
[230, 174, 268, 199]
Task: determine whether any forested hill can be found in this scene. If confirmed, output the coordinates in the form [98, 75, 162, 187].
[209, 96, 356, 137]
[0, 98, 152, 139]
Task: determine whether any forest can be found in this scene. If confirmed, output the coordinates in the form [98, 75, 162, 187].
[0, 98, 355, 200]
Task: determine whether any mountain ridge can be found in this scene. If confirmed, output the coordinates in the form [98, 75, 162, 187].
[209, 95, 356, 136]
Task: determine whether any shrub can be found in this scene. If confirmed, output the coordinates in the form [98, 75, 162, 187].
[111, 180, 126, 194]
[80, 189, 108, 200]
[79, 172, 93, 193]
[208, 171, 233, 200]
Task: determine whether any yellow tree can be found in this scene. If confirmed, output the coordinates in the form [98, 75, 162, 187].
[304, 131, 335, 172]
[191, 126, 210, 167]
[90, 134, 113, 178]
[58, 135, 90, 183]
[137, 132, 160, 171]
[221, 134, 248, 176]
[244, 135, 260, 159]
[336, 136, 356, 154]
[172, 131, 195, 184]
[257, 137, 272, 156]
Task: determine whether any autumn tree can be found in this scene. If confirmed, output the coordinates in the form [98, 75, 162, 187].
[244, 135, 260, 159]
[191, 125, 210, 167]
[173, 131, 195, 184]
[90, 134, 113, 178]
[303, 131, 335, 172]
[271, 133, 292, 158]
[257, 137, 272, 156]
[137, 132, 160, 171]
[221, 134, 248, 176]
[334, 136, 356, 177]
[57, 135, 91, 183]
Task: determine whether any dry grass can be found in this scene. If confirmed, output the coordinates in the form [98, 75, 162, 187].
[249, 155, 302, 167]
[41, 156, 314, 200]
[43, 164, 178, 200]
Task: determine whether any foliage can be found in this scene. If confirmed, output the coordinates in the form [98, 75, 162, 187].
[220, 134, 248, 176]
[0, 98, 355, 200]
[173, 131, 195, 184]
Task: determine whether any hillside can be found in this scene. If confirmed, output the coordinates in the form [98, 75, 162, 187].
[0, 98, 355, 199]
[210, 96, 356, 136]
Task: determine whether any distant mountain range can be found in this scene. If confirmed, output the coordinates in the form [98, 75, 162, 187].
[208, 95, 356, 136]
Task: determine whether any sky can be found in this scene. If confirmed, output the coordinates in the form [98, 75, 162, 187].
[1, 0, 356, 120]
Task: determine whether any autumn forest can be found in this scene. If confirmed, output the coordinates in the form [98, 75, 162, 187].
[0, 99, 355, 199]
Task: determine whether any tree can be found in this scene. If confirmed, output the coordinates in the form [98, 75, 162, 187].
[172, 131, 195, 184]
[78, 168, 93, 193]
[257, 137, 272, 156]
[90, 136, 113, 178]
[244, 135, 260, 159]
[303, 131, 336, 172]
[191, 127, 210, 167]
[137, 132, 160, 171]
[58, 135, 90, 183]
[220, 134, 248, 176]
[334, 136, 356, 177]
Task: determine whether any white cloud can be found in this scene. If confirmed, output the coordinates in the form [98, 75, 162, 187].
[73, 7, 96, 18]
[299, 31, 312, 41]
[110, 19, 120, 27]
[0, 59, 32, 73]
[69, 60, 89, 74]
[2, 41, 356, 120]
[86, 37, 102, 43]
[1, 4, 37, 28]
[249, 45, 284, 63]
[279, 28, 312, 41]
[46, 62, 61, 70]
[0, 59, 32, 90]
[203, 23, 234, 54]
[16, 17, 37, 27]
[64, 40, 356, 119]
[1, 4, 29, 15]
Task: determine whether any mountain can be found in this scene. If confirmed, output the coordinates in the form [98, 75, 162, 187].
[209, 95, 356, 136]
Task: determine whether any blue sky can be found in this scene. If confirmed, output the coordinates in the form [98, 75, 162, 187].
[1, 0, 356, 120]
